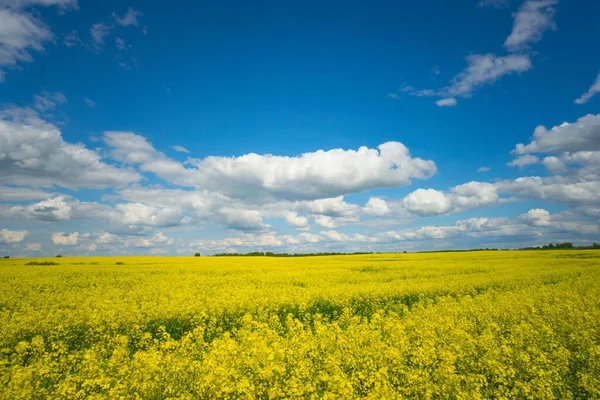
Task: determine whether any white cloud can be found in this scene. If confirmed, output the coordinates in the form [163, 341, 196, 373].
[314, 215, 337, 229]
[0, 8, 52, 82]
[403, 182, 500, 217]
[115, 37, 126, 50]
[90, 22, 112, 46]
[113, 7, 143, 27]
[104, 133, 437, 201]
[96, 232, 120, 244]
[10, 196, 72, 221]
[363, 197, 391, 216]
[445, 53, 532, 98]
[0, 186, 53, 201]
[51, 232, 78, 245]
[513, 114, 600, 154]
[520, 208, 551, 226]
[498, 176, 600, 205]
[186, 141, 436, 201]
[285, 212, 309, 229]
[0, 228, 28, 243]
[507, 154, 540, 167]
[1, 0, 78, 8]
[34, 91, 67, 112]
[451, 181, 500, 210]
[0, 110, 141, 189]
[385, 208, 595, 243]
[436, 98, 457, 107]
[63, 30, 82, 47]
[296, 232, 320, 243]
[172, 145, 189, 153]
[504, 0, 558, 52]
[575, 73, 600, 105]
[478, 0, 509, 8]
[301, 196, 359, 217]
[112, 203, 185, 228]
[219, 208, 268, 231]
[124, 232, 173, 248]
[477, 166, 491, 172]
[83, 97, 95, 107]
[403, 188, 452, 216]
[25, 243, 42, 251]
[77, 243, 97, 252]
[542, 156, 567, 173]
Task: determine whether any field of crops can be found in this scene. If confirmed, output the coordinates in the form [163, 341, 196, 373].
[1, 251, 599, 399]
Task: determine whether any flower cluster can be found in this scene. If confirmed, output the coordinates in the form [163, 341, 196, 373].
[1, 251, 599, 398]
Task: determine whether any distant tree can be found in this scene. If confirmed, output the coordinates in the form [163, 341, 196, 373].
[3, 256, 9, 259]
[56, 255, 62, 258]
[194, 253, 201, 257]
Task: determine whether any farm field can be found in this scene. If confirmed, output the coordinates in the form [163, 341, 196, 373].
[1, 251, 600, 399]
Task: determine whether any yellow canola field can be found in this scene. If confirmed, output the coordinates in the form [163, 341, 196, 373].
[1, 251, 599, 399]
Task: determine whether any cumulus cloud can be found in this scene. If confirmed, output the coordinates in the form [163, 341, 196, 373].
[575, 73, 600, 105]
[124, 232, 173, 248]
[513, 114, 600, 154]
[0, 186, 53, 201]
[507, 154, 540, 168]
[96, 232, 120, 244]
[285, 212, 309, 229]
[112, 203, 186, 228]
[301, 196, 360, 217]
[363, 197, 391, 217]
[497, 176, 600, 205]
[477, 167, 491, 172]
[386, 208, 595, 242]
[403, 182, 500, 216]
[520, 208, 551, 226]
[542, 156, 567, 173]
[104, 132, 437, 201]
[403, 189, 453, 216]
[219, 208, 269, 231]
[0, 228, 28, 243]
[51, 232, 79, 245]
[314, 215, 337, 229]
[10, 196, 72, 221]
[504, 0, 558, 52]
[0, 110, 140, 189]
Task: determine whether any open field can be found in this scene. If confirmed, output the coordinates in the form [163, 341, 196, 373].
[1, 251, 600, 399]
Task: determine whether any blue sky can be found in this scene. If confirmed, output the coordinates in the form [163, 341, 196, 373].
[1, 0, 599, 255]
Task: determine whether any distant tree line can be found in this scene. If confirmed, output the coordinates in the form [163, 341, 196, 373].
[212, 251, 374, 257]
[207, 243, 600, 257]
[518, 242, 600, 250]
